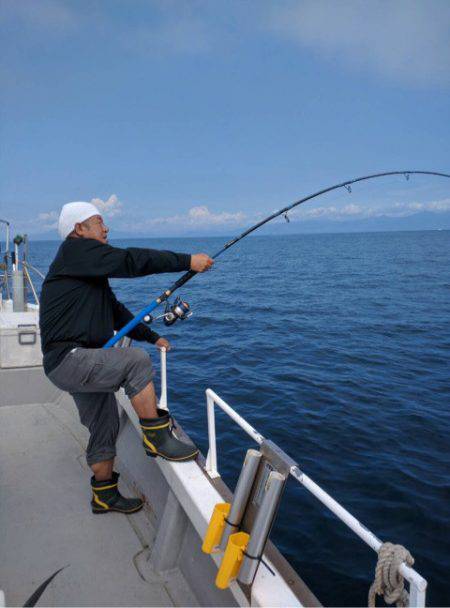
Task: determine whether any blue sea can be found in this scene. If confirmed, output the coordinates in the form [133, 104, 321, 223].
[30, 231, 449, 607]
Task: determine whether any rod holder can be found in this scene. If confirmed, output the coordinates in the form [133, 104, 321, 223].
[202, 503, 230, 554]
[220, 449, 261, 551]
[238, 471, 285, 585]
[215, 531, 249, 590]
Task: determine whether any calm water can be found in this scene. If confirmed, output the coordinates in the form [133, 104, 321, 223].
[29, 231, 449, 606]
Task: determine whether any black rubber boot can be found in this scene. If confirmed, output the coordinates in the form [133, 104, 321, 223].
[91, 472, 144, 514]
[140, 408, 198, 462]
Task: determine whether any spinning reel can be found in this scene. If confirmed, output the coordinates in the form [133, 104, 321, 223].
[143, 296, 191, 326]
[163, 297, 191, 326]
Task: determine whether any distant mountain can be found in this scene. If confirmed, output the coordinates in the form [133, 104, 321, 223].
[259, 210, 450, 235]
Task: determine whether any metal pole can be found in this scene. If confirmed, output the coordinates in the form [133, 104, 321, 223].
[220, 449, 261, 551]
[14, 242, 19, 272]
[0, 219, 10, 257]
[290, 467, 427, 595]
[12, 236, 25, 311]
[206, 389, 265, 445]
[23, 262, 45, 280]
[238, 471, 285, 585]
[409, 580, 427, 608]
[23, 265, 39, 305]
[22, 235, 28, 306]
[0, 221, 10, 300]
[291, 467, 383, 551]
[205, 391, 219, 478]
[12, 270, 25, 312]
[159, 347, 168, 410]
[23, 234, 28, 262]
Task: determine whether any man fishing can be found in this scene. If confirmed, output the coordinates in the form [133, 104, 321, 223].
[39, 201, 213, 515]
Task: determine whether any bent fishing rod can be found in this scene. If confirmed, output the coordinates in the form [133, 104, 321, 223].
[104, 169, 450, 348]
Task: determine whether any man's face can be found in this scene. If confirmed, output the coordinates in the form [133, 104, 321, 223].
[76, 215, 109, 244]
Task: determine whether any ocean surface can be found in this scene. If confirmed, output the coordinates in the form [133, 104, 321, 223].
[29, 231, 449, 607]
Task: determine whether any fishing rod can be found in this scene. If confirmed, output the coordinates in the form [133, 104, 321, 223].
[104, 170, 450, 348]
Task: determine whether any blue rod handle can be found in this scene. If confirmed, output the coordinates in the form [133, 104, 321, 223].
[103, 269, 197, 348]
[103, 299, 160, 348]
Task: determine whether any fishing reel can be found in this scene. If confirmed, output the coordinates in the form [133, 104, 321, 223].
[163, 297, 191, 326]
[143, 296, 192, 326]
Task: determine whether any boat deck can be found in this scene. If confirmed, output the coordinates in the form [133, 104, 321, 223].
[0, 399, 194, 607]
[0, 364, 319, 608]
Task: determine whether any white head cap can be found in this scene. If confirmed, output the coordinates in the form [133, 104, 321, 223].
[58, 202, 101, 240]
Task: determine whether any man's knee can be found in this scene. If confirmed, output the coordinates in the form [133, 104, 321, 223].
[127, 348, 151, 370]
[124, 348, 154, 399]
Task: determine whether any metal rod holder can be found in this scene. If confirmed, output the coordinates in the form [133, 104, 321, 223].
[220, 449, 261, 551]
[238, 471, 285, 585]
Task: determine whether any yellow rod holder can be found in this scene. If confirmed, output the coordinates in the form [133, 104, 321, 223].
[215, 531, 250, 590]
[202, 503, 231, 554]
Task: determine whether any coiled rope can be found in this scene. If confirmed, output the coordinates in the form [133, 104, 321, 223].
[368, 542, 415, 607]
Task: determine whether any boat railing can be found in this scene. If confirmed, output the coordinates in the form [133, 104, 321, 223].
[204, 388, 427, 607]
[158, 346, 168, 410]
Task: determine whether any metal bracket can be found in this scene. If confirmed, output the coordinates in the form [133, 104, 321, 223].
[260, 440, 298, 478]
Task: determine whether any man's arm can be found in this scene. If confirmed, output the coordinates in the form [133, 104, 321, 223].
[62, 238, 192, 279]
[110, 289, 161, 344]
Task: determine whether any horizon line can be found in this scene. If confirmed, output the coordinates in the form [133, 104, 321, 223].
[20, 226, 450, 243]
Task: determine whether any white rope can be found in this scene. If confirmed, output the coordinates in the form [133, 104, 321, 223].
[368, 542, 415, 607]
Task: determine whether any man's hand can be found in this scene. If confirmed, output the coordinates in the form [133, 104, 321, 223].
[155, 337, 171, 351]
[190, 253, 214, 273]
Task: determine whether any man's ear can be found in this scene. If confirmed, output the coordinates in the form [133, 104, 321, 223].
[73, 222, 85, 237]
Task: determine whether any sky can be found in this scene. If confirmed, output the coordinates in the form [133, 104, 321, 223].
[1, 0, 449, 238]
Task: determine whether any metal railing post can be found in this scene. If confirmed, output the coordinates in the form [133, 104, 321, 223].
[205, 389, 264, 445]
[159, 347, 168, 410]
[205, 390, 219, 478]
[409, 580, 427, 607]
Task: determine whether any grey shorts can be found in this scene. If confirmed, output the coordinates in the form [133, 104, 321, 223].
[47, 347, 154, 465]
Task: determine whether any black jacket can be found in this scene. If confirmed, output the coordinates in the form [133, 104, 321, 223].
[39, 237, 191, 374]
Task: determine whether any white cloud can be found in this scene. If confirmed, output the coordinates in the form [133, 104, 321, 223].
[427, 199, 450, 212]
[90, 194, 122, 218]
[125, 205, 247, 231]
[266, 0, 450, 86]
[121, 198, 450, 233]
[293, 197, 450, 221]
[35, 210, 58, 230]
[37, 211, 58, 222]
[292, 201, 370, 220]
[31, 195, 123, 233]
[23, 195, 450, 236]
[186, 205, 246, 225]
[387, 198, 450, 217]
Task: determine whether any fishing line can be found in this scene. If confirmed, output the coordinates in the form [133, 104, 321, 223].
[104, 170, 450, 348]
